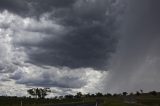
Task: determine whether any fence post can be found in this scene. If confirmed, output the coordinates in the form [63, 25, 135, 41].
[21, 101, 22, 106]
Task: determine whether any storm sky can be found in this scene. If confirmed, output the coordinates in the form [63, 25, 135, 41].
[0, 0, 160, 96]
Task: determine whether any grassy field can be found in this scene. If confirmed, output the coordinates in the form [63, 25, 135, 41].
[101, 95, 160, 106]
[0, 92, 160, 106]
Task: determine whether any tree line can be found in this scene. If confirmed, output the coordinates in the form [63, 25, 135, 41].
[27, 88, 160, 99]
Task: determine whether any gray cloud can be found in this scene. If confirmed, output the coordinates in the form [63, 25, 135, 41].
[10, 66, 103, 89]
[0, 0, 119, 70]
[0, 0, 118, 95]
[0, 0, 121, 71]
[1, 0, 160, 95]
[0, 0, 120, 93]
[0, 0, 76, 16]
[17, 73, 87, 88]
[28, 0, 76, 16]
[21, 0, 118, 70]
[105, 0, 160, 93]
[0, 0, 29, 16]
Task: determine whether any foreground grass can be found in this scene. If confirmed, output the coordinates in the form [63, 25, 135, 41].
[1, 95, 160, 106]
[101, 96, 160, 106]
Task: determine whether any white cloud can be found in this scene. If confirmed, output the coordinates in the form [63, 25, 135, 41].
[10, 65, 108, 95]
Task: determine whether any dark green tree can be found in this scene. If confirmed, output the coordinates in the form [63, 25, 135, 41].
[122, 92, 128, 96]
[113, 93, 118, 96]
[149, 91, 157, 96]
[85, 93, 91, 97]
[105, 93, 112, 97]
[27, 88, 37, 98]
[75, 92, 83, 98]
[136, 91, 140, 96]
[140, 89, 143, 94]
[91, 94, 95, 97]
[27, 88, 51, 99]
[96, 92, 103, 97]
[65, 95, 74, 99]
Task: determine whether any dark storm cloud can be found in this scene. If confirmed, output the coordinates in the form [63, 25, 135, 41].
[23, 0, 118, 70]
[29, 0, 75, 7]
[28, 0, 76, 15]
[0, 0, 29, 15]
[0, 0, 76, 16]
[27, 24, 116, 70]
[19, 76, 86, 88]
[0, 0, 118, 70]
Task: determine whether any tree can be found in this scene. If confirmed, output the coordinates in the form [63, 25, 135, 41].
[91, 94, 95, 97]
[65, 95, 74, 99]
[75, 92, 83, 98]
[136, 91, 140, 96]
[140, 89, 143, 94]
[122, 92, 128, 96]
[105, 93, 112, 97]
[129, 92, 134, 96]
[59, 96, 63, 100]
[27, 88, 37, 98]
[149, 91, 157, 96]
[96, 92, 103, 97]
[27, 88, 51, 99]
[113, 93, 118, 96]
[85, 93, 91, 97]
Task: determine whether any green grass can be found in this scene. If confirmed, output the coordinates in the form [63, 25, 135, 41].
[101, 96, 160, 106]
[101, 97, 126, 106]
[137, 97, 160, 106]
[1, 94, 160, 106]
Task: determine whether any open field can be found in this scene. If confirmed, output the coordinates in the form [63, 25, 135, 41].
[0, 92, 160, 106]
